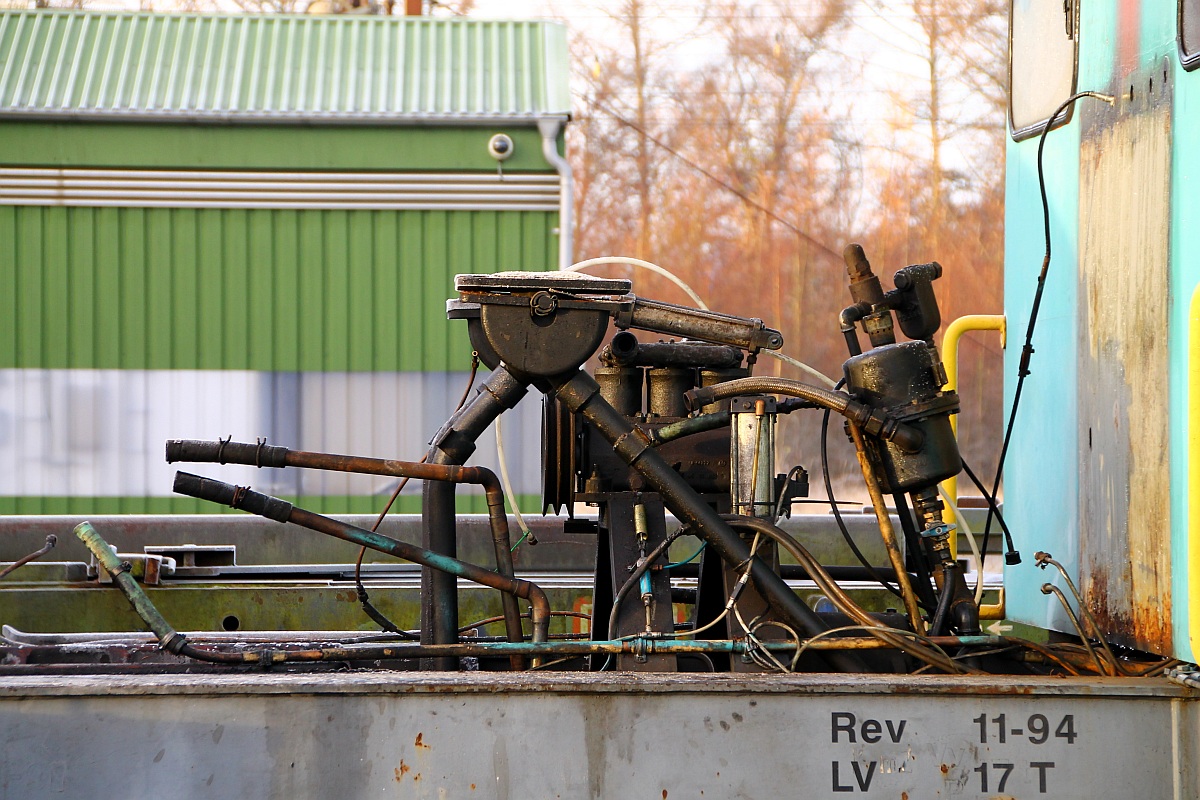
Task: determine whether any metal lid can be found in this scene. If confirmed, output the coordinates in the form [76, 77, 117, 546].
[455, 271, 632, 295]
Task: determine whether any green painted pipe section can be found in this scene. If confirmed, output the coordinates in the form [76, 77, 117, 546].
[73, 522, 185, 653]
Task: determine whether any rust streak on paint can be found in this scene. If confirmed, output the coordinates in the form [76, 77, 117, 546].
[1077, 60, 1174, 655]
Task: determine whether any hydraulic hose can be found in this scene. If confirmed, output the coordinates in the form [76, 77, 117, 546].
[171, 472, 551, 650]
[684, 376, 923, 452]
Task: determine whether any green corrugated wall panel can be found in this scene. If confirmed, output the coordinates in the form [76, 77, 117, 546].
[0, 122, 552, 171]
[0, 207, 15, 367]
[0, 12, 569, 122]
[1, 205, 557, 371]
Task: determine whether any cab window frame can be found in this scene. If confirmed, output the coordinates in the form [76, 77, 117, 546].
[1181, 0, 1200, 70]
[1009, 0, 1081, 141]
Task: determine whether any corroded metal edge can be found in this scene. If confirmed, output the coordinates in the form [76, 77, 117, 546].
[0, 672, 1192, 699]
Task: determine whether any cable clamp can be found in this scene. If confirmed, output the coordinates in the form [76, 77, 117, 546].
[217, 434, 232, 464]
[255, 437, 268, 468]
[230, 485, 248, 509]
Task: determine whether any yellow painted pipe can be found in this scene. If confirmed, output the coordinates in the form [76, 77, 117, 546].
[939, 314, 1006, 559]
[979, 589, 1005, 621]
[1189, 284, 1200, 659]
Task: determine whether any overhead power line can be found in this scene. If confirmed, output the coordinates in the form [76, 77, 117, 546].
[582, 93, 842, 262]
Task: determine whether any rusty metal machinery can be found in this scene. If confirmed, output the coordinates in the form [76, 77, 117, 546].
[0, 249, 1182, 681]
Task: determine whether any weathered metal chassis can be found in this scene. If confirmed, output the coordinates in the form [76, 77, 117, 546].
[2, 672, 1195, 799]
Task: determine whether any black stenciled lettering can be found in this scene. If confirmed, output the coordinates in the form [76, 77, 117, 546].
[831, 761, 878, 792]
[852, 761, 877, 791]
[885, 719, 907, 742]
[832, 712, 856, 743]
[832, 762, 853, 792]
[861, 719, 882, 743]
[1031, 761, 1055, 793]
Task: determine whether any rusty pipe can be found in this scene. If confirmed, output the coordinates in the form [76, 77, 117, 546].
[0, 534, 57, 579]
[172, 472, 551, 651]
[167, 439, 525, 657]
[847, 422, 926, 634]
[74, 522, 243, 664]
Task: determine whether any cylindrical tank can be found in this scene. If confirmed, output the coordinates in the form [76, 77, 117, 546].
[595, 367, 644, 417]
[843, 340, 961, 493]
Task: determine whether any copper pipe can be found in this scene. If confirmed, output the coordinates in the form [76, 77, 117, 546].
[167, 439, 525, 663]
[847, 422, 926, 634]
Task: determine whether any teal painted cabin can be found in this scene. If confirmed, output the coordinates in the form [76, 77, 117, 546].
[1004, 0, 1200, 661]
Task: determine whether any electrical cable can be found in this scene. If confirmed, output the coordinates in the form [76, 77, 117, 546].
[961, 456, 1012, 585]
[660, 534, 764, 641]
[983, 90, 1115, 566]
[496, 413, 535, 549]
[819, 404, 906, 600]
[353, 352, 480, 637]
[564, 256, 709, 308]
[938, 486, 986, 603]
[665, 541, 706, 570]
[761, 349, 837, 387]
[773, 465, 806, 521]
[605, 528, 684, 645]
[719, 516, 977, 674]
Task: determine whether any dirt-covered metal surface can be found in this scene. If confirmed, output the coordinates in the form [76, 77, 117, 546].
[1, 672, 1196, 799]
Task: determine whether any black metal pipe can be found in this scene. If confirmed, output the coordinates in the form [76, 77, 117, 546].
[550, 369, 866, 672]
[600, 331, 744, 369]
[167, 439, 526, 659]
[422, 367, 528, 668]
[171, 472, 551, 650]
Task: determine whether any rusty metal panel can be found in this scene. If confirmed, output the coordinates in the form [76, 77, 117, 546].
[1076, 67, 1173, 654]
[0, 673, 1196, 799]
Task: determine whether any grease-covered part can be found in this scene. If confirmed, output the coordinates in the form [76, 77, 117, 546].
[594, 366, 644, 416]
[842, 341, 961, 494]
[599, 332, 744, 369]
[646, 368, 695, 418]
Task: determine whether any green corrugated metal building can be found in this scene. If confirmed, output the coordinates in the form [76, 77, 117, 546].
[0, 10, 572, 513]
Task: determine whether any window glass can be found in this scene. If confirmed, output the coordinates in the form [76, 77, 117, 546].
[1182, 0, 1200, 69]
[1010, 0, 1079, 139]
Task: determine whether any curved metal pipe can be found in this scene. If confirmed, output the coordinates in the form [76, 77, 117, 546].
[685, 376, 923, 451]
[167, 439, 526, 659]
[171, 472, 551, 650]
[647, 411, 731, 446]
